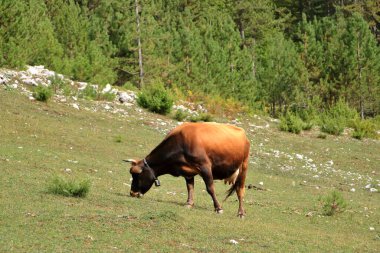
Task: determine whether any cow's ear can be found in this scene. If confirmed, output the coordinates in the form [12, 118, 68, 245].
[130, 166, 143, 174]
[123, 159, 137, 166]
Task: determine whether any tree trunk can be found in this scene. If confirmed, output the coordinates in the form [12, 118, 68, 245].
[251, 39, 256, 79]
[135, 0, 144, 89]
[357, 33, 364, 119]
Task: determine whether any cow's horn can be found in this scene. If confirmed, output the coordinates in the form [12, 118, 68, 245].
[123, 159, 137, 163]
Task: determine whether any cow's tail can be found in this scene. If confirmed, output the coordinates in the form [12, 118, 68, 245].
[224, 174, 242, 200]
[225, 140, 250, 201]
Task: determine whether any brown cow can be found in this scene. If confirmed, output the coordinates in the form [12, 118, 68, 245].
[124, 122, 250, 217]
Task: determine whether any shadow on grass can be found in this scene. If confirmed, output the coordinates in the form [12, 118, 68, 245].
[113, 191, 209, 211]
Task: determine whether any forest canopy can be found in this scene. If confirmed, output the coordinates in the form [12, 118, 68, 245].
[1, 0, 379, 117]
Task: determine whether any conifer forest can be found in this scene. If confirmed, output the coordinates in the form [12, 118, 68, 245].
[1, 0, 379, 118]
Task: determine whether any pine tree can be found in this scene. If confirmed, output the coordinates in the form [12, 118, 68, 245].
[342, 13, 380, 118]
[0, 0, 63, 68]
[256, 31, 307, 116]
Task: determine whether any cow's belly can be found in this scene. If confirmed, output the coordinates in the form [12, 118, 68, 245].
[176, 165, 199, 178]
[212, 164, 240, 180]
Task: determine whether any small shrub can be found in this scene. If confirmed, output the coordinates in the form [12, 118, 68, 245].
[189, 113, 213, 122]
[319, 190, 347, 216]
[62, 85, 73, 97]
[47, 176, 90, 198]
[302, 121, 314, 131]
[49, 74, 66, 93]
[351, 118, 377, 140]
[137, 82, 173, 115]
[79, 85, 98, 100]
[320, 100, 359, 136]
[173, 109, 188, 122]
[320, 114, 345, 135]
[123, 82, 139, 92]
[33, 86, 52, 102]
[114, 135, 122, 143]
[279, 112, 303, 134]
[329, 99, 358, 121]
[98, 92, 116, 101]
[293, 105, 317, 131]
[317, 133, 327, 139]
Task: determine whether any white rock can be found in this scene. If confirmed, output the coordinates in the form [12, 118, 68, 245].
[259, 181, 264, 186]
[64, 168, 72, 173]
[350, 188, 356, 192]
[118, 91, 136, 104]
[365, 184, 372, 189]
[229, 239, 238, 245]
[102, 84, 112, 93]
[77, 82, 88, 90]
[26, 65, 42, 75]
[369, 188, 378, 193]
[0, 74, 8, 85]
[23, 78, 38, 86]
[369, 227, 375, 231]
[296, 154, 303, 160]
[72, 103, 80, 110]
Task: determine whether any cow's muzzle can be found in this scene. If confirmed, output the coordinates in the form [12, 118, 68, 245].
[130, 191, 143, 198]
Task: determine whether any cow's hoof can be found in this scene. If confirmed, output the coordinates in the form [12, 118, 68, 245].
[185, 203, 194, 209]
[237, 212, 245, 218]
[216, 209, 223, 214]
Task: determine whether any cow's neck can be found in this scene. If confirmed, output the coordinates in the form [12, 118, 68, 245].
[144, 154, 167, 177]
[145, 135, 180, 177]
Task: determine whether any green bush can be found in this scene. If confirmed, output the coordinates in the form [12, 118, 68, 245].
[319, 190, 347, 216]
[329, 99, 358, 121]
[189, 113, 213, 122]
[137, 82, 173, 115]
[122, 82, 139, 92]
[47, 176, 90, 198]
[320, 114, 345, 135]
[320, 100, 358, 135]
[49, 74, 66, 94]
[33, 86, 53, 102]
[98, 92, 116, 102]
[114, 135, 123, 143]
[173, 109, 189, 122]
[79, 85, 98, 100]
[279, 112, 303, 134]
[292, 104, 317, 131]
[351, 118, 377, 140]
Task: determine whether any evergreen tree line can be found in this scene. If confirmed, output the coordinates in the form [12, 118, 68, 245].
[1, 0, 379, 117]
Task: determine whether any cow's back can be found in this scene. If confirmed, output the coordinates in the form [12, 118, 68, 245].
[175, 122, 249, 179]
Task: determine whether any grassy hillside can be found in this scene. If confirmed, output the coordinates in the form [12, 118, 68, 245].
[0, 88, 379, 252]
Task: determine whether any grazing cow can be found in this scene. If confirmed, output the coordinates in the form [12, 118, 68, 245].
[124, 122, 250, 217]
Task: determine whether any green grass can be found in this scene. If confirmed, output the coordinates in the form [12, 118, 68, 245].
[0, 88, 379, 252]
[46, 176, 91, 197]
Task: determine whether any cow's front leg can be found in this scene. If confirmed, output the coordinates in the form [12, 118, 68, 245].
[200, 168, 223, 213]
[185, 177, 195, 208]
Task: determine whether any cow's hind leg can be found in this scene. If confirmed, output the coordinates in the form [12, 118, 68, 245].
[185, 177, 195, 208]
[236, 156, 249, 217]
[200, 167, 223, 213]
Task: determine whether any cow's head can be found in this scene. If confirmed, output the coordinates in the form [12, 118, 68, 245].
[124, 159, 158, 198]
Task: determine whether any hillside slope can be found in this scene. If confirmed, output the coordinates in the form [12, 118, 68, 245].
[0, 83, 379, 252]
